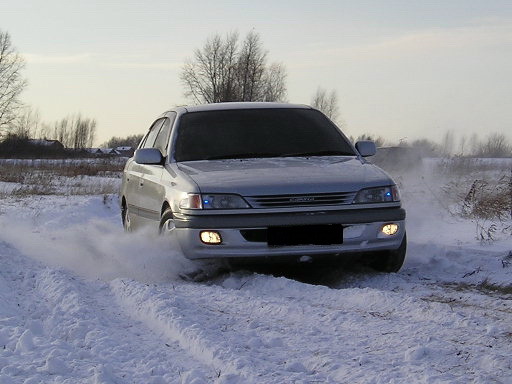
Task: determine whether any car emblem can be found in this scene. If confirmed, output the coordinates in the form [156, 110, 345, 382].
[289, 196, 315, 203]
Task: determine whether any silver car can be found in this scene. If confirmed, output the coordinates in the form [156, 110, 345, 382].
[120, 102, 406, 272]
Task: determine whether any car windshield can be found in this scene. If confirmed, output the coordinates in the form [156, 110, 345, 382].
[174, 108, 356, 162]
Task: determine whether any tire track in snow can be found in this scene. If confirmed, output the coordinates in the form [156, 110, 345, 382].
[33, 268, 217, 383]
[114, 275, 444, 383]
[110, 279, 256, 384]
[139, 272, 511, 384]
[0, 242, 74, 382]
[0, 243, 215, 384]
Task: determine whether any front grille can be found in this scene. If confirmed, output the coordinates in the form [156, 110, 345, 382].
[245, 192, 356, 208]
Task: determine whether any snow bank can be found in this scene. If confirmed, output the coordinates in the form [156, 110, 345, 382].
[0, 195, 195, 282]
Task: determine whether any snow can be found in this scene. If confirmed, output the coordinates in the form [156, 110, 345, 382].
[0, 161, 511, 383]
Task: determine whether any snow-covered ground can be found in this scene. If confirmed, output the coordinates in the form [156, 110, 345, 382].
[0, 161, 511, 383]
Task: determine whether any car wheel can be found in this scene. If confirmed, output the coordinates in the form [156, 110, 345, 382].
[368, 233, 407, 273]
[122, 204, 132, 232]
[159, 208, 176, 235]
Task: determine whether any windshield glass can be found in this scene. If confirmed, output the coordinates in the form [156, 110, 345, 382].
[174, 108, 356, 162]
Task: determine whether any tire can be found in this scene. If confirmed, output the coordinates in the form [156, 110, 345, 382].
[368, 233, 407, 273]
[159, 208, 176, 235]
[122, 204, 132, 232]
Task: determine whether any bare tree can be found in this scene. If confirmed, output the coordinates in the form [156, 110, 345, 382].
[181, 32, 238, 103]
[72, 115, 96, 149]
[46, 114, 96, 148]
[53, 116, 72, 147]
[237, 31, 266, 101]
[468, 133, 480, 155]
[261, 63, 287, 102]
[0, 30, 27, 132]
[11, 105, 40, 139]
[476, 133, 511, 158]
[311, 87, 340, 123]
[181, 31, 287, 104]
[440, 130, 455, 157]
[457, 135, 467, 156]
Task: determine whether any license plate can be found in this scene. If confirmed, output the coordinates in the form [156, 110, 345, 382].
[267, 224, 343, 246]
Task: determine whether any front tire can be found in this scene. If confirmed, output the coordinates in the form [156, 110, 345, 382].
[122, 204, 132, 232]
[159, 208, 176, 235]
[367, 233, 407, 273]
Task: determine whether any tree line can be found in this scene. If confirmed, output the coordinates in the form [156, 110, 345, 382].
[354, 132, 512, 158]
[0, 26, 510, 158]
[12, 107, 96, 149]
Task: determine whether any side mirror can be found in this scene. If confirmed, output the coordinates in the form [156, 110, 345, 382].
[134, 148, 164, 165]
[355, 141, 376, 157]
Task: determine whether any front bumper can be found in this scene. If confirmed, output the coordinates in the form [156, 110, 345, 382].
[173, 207, 406, 260]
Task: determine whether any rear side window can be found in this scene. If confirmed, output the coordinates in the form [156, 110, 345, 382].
[175, 108, 355, 162]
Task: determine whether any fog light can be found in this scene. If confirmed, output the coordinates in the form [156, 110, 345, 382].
[381, 223, 399, 236]
[200, 231, 222, 244]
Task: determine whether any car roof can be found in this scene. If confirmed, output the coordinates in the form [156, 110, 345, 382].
[170, 102, 312, 115]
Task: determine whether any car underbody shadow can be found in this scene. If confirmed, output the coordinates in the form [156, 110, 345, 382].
[182, 254, 380, 288]
[233, 259, 375, 287]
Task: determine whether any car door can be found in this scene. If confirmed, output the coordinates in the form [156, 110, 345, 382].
[127, 118, 165, 227]
[123, 156, 141, 218]
[138, 115, 175, 226]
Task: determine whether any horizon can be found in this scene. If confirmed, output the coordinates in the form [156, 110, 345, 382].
[2, 0, 512, 145]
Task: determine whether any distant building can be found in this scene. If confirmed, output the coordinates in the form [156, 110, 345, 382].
[81, 146, 134, 157]
[99, 148, 116, 155]
[84, 148, 103, 155]
[115, 146, 135, 157]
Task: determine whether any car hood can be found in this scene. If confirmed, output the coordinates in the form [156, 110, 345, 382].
[176, 157, 393, 196]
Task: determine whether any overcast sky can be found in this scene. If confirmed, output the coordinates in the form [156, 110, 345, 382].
[2, 0, 512, 146]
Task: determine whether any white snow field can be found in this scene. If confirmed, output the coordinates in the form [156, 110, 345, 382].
[0, 159, 511, 383]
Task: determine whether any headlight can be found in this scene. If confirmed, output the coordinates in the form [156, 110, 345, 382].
[179, 193, 203, 209]
[179, 193, 250, 209]
[353, 185, 400, 204]
[202, 194, 250, 209]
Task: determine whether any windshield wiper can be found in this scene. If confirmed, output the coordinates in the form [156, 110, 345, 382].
[205, 153, 279, 160]
[205, 150, 354, 160]
[279, 150, 354, 157]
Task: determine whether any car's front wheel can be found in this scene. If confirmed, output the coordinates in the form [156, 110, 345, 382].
[159, 208, 176, 235]
[367, 233, 407, 273]
[122, 204, 132, 232]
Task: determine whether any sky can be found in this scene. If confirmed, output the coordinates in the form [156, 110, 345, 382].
[1, 0, 512, 146]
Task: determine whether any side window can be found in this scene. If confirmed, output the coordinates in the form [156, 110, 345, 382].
[141, 119, 165, 149]
[153, 118, 171, 155]
[153, 113, 176, 155]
